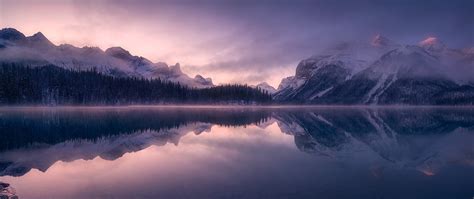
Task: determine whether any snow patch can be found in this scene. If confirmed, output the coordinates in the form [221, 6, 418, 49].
[315, 114, 333, 126]
[311, 86, 333, 99]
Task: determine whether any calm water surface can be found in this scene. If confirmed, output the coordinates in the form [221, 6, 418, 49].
[0, 106, 473, 199]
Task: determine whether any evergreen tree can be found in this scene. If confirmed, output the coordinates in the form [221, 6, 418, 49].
[0, 63, 273, 105]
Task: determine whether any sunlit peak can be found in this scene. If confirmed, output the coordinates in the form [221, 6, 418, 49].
[419, 36, 446, 51]
[420, 36, 439, 45]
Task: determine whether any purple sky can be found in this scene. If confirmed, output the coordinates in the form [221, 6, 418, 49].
[1, 0, 473, 86]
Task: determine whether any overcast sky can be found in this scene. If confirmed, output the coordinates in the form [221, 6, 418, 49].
[1, 0, 473, 87]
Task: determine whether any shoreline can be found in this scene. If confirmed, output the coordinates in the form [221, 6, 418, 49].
[0, 104, 473, 110]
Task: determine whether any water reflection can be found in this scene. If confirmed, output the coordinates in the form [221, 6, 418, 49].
[0, 107, 472, 199]
[277, 108, 474, 180]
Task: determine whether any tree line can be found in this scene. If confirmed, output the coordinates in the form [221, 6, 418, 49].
[0, 63, 272, 105]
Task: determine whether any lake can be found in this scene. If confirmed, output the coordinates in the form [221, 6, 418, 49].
[0, 106, 473, 199]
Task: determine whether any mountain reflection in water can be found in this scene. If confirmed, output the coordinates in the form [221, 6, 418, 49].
[0, 106, 472, 199]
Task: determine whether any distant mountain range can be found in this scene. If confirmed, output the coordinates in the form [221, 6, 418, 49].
[1, 28, 472, 105]
[0, 28, 213, 88]
[274, 35, 474, 105]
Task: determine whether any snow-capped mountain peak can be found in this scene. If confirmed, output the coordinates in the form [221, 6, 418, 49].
[170, 63, 182, 74]
[105, 47, 134, 60]
[274, 34, 474, 104]
[0, 28, 26, 41]
[194, 75, 214, 87]
[27, 32, 55, 48]
[82, 46, 104, 55]
[419, 36, 446, 52]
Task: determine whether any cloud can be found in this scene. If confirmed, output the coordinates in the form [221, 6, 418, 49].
[1, 0, 473, 87]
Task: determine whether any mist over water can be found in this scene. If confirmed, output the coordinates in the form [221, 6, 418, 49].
[0, 106, 473, 199]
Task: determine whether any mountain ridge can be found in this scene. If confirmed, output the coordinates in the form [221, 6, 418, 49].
[0, 28, 214, 88]
[274, 35, 474, 105]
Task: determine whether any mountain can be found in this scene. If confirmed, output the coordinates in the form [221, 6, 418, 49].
[371, 34, 399, 48]
[0, 28, 213, 88]
[274, 36, 397, 102]
[419, 36, 446, 52]
[274, 35, 474, 105]
[254, 82, 277, 94]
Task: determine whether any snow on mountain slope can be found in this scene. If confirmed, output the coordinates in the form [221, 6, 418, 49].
[273, 54, 355, 101]
[255, 82, 277, 94]
[360, 45, 447, 103]
[274, 35, 474, 105]
[418, 37, 474, 85]
[0, 28, 213, 88]
[419, 37, 446, 52]
[274, 35, 398, 102]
